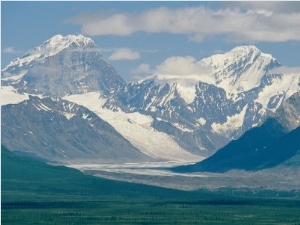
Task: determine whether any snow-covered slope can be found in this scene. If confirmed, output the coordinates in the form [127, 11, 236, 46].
[64, 92, 203, 162]
[200, 45, 279, 93]
[1, 95, 152, 163]
[1, 86, 29, 105]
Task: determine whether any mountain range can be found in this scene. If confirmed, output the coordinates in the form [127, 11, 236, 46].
[1, 34, 300, 164]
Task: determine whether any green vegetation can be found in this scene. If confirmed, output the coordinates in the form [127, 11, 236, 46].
[2, 145, 300, 225]
[282, 151, 300, 166]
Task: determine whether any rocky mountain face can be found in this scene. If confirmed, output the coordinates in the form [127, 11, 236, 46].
[1, 34, 300, 162]
[272, 91, 300, 131]
[1, 35, 124, 96]
[174, 91, 300, 172]
[103, 46, 299, 155]
[1, 96, 150, 163]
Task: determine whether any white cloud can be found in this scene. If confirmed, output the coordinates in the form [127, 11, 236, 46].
[154, 56, 215, 85]
[131, 63, 152, 75]
[108, 48, 140, 61]
[70, 4, 300, 43]
[156, 56, 199, 75]
[3, 47, 21, 54]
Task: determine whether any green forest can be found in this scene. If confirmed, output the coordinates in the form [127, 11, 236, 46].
[2, 145, 300, 225]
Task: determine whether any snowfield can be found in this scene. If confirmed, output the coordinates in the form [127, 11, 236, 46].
[64, 92, 203, 162]
[1, 86, 29, 105]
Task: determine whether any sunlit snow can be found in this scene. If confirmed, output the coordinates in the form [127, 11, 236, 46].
[211, 105, 248, 137]
[197, 117, 206, 126]
[63, 112, 76, 120]
[255, 73, 300, 112]
[64, 92, 203, 162]
[0, 86, 29, 105]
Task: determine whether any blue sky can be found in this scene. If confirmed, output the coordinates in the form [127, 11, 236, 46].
[2, 1, 300, 81]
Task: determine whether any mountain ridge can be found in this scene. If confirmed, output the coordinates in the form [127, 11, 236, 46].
[1, 95, 151, 163]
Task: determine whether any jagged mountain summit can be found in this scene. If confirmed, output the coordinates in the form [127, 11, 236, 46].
[103, 45, 299, 155]
[2, 34, 300, 161]
[200, 45, 280, 92]
[2, 34, 124, 96]
[151, 45, 280, 100]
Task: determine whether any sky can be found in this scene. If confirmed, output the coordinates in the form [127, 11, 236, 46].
[2, 1, 300, 81]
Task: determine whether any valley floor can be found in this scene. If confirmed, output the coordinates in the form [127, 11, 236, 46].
[2, 146, 300, 225]
[67, 161, 300, 192]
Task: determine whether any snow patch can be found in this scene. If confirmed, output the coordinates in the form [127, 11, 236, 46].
[197, 117, 206, 126]
[32, 103, 52, 112]
[211, 105, 248, 136]
[176, 83, 196, 104]
[172, 123, 194, 132]
[39, 103, 52, 111]
[63, 112, 76, 120]
[82, 113, 89, 119]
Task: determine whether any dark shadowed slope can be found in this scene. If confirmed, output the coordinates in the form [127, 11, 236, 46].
[174, 119, 300, 172]
[1, 96, 151, 163]
[1, 145, 186, 198]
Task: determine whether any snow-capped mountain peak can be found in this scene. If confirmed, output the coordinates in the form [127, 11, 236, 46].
[2, 34, 97, 77]
[201, 45, 275, 66]
[199, 45, 280, 93]
[40, 34, 95, 54]
[139, 45, 281, 103]
[2, 34, 124, 96]
[230, 45, 270, 57]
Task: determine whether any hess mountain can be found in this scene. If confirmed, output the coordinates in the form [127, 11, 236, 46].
[1, 34, 300, 162]
[102, 45, 299, 156]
